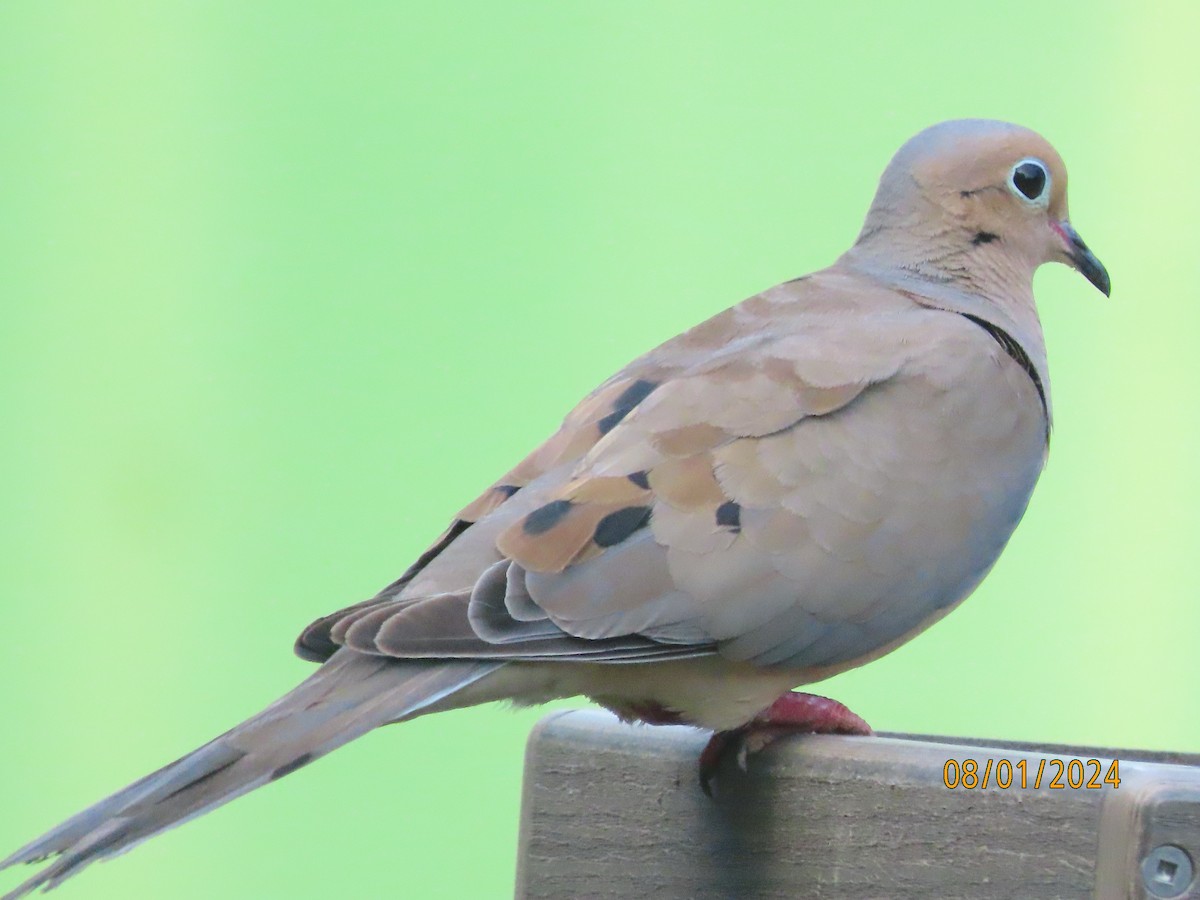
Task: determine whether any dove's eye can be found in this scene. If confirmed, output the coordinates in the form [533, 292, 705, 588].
[1009, 159, 1050, 205]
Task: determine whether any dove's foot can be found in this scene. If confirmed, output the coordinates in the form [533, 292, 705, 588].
[698, 691, 872, 796]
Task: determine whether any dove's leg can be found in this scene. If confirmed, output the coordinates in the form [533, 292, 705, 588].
[698, 692, 872, 795]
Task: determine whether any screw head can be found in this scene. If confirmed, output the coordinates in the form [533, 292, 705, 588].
[1142, 845, 1195, 898]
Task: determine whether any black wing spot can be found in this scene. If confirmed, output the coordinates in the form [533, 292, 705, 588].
[626, 471, 651, 489]
[593, 506, 652, 548]
[495, 484, 521, 498]
[716, 500, 741, 531]
[270, 753, 314, 781]
[597, 379, 659, 435]
[972, 231, 999, 245]
[524, 499, 574, 535]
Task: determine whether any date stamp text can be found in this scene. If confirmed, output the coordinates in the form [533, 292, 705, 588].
[942, 757, 1121, 790]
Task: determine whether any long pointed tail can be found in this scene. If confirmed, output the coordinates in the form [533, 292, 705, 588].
[0, 653, 499, 899]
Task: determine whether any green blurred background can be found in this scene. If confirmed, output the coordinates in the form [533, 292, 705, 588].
[1, 2, 1196, 897]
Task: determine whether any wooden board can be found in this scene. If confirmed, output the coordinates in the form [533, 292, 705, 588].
[516, 710, 1200, 899]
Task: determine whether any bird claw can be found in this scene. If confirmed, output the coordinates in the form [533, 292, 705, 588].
[698, 691, 872, 797]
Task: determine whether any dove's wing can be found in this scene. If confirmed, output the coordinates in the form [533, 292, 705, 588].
[298, 270, 1047, 672]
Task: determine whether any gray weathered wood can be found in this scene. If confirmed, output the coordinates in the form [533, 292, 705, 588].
[516, 709, 1200, 899]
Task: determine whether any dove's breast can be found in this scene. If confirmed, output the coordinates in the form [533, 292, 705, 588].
[693, 311, 1050, 677]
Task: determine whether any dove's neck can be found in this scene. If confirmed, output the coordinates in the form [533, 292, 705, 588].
[838, 228, 1048, 374]
[837, 228, 1051, 425]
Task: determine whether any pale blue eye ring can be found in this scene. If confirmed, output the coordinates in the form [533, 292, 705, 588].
[1009, 158, 1050, 205]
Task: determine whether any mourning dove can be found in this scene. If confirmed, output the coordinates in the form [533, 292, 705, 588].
[0, 118, 1108, 898]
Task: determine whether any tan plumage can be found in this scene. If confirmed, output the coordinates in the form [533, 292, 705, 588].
[0, 119, 1109, 898]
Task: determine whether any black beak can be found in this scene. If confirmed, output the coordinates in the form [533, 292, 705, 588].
[1057, 221, 1110, 296]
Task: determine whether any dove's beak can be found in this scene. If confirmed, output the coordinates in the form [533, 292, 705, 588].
[1053, 221, 1110, 297]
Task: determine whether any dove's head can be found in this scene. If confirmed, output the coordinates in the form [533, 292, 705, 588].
[848, 119, 1109, 298]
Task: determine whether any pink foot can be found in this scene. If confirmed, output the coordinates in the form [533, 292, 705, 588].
[699, 692, 872, 796]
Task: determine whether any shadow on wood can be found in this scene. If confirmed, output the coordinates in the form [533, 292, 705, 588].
[516, 709, 1200, 899]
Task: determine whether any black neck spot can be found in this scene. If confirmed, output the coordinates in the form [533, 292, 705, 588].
[972, 231, 999, 246]
[959, 313, 1048, 443]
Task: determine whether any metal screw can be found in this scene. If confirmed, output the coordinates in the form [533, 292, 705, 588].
[1142, 845, 1195, 898]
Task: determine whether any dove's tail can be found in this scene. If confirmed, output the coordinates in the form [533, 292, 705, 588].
[0, 653, 500, 900]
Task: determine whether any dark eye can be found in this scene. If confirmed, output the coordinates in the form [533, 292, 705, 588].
[1009, 159, 1049, 203]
